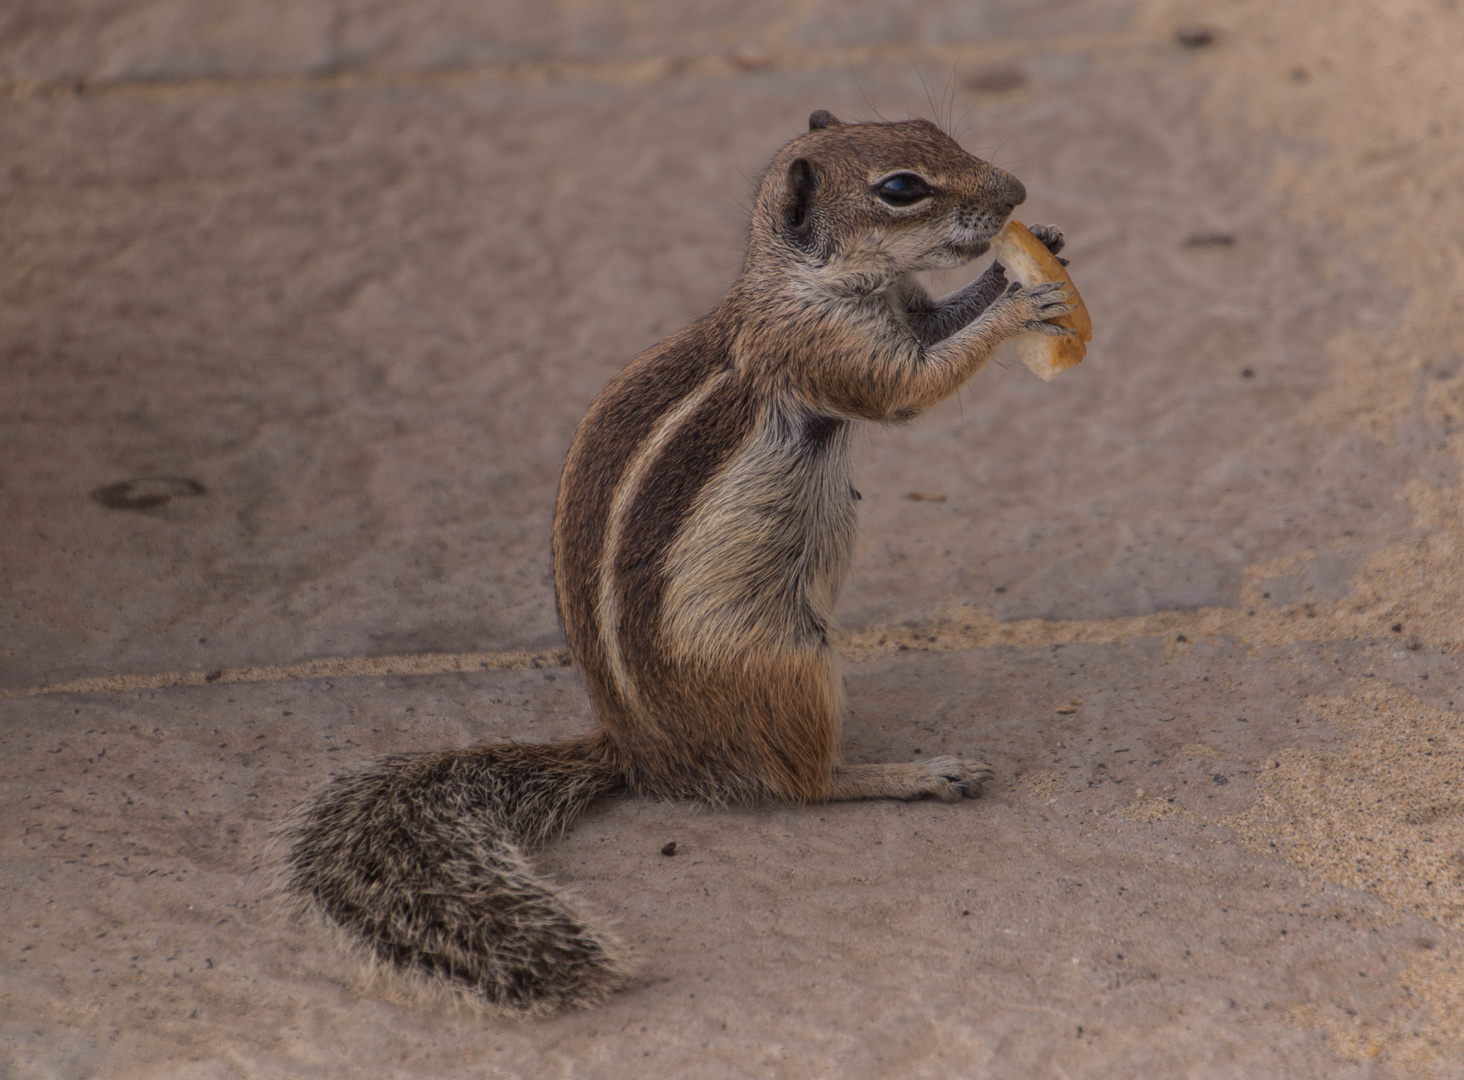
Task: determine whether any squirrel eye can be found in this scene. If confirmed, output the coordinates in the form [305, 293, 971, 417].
[875, 173, 934, 206]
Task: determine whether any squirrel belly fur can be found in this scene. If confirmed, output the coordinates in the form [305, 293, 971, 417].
[284, 111, 1079, 1012]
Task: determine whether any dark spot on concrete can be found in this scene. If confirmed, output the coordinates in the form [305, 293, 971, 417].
[1242, 368, 1255, 378]
[660, 841, 677, 857]
[1183, 233, 1235, 248]
[91, 477, 206, 511]
[1212, 773, 1229, 785]
[1174, 26, 1216, 48]
[964, 66, 1027, 94]
[1404, 804, 1461, 826]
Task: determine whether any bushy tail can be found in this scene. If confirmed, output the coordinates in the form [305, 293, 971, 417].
[284, 732, 630, 1012]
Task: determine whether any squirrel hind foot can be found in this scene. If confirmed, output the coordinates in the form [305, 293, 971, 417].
[828, 757, 994, 803]
[284, 744, 630, 1012]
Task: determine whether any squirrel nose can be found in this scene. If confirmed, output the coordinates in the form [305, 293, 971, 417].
[993, 171, 1027, 215]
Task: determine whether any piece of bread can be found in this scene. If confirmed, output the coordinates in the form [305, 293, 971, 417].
[991, 219, 1092, 381]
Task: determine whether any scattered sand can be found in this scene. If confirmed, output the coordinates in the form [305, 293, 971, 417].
[1229, 680, 1464, 1067]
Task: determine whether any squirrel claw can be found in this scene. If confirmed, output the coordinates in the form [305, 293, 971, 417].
[1024, 320, 1080, 337]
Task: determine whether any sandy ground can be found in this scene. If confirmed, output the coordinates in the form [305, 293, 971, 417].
[4, 0, 1464, 1076]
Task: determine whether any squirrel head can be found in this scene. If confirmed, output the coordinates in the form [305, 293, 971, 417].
[749, 116, 1026, 295]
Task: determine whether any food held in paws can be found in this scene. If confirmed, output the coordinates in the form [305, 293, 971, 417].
[992, 219, 1092, 380]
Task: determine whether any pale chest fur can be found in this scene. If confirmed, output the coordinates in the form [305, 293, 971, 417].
[657, 392, 858, 665]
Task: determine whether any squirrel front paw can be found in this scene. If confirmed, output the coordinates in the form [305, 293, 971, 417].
[1026, 223, 1070, 266]
[991, 280, 1079, 337]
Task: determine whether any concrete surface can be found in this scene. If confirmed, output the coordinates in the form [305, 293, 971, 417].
[3, 0, 1464, 1076]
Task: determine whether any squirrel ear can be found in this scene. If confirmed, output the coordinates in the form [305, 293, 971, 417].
[808, 110, 841, 131]
[783, 157, 817, 248]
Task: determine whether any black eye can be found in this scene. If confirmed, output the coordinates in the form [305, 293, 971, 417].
[875, 173, 934, 206]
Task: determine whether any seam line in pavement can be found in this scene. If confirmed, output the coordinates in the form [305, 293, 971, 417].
[2, 34, 1139, 102]
[4, 600, 1372, 702]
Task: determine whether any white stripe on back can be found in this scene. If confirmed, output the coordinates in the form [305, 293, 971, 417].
[596, 369, 733, 706]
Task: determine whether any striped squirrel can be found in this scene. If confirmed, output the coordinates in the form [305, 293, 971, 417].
[285, 110, 1078, 1012]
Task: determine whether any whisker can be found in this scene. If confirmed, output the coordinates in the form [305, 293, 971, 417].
[914, 60, 941, 131]
[851, 61, 888, 124]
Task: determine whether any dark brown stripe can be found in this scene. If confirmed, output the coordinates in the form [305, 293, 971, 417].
[552, 313, 729, 711]
[800, 412, 847, 451]
[612, 377, 760, 684]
